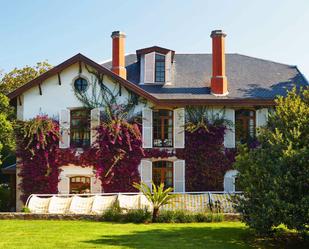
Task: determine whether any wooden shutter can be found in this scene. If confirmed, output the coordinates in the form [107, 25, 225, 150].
[144, 52, 155, 83]
[224, 109, 235, 148]
[58, 176, 69, 194]
[91, 177, 102, 193]
[59, 109, 70, 148]
[142, 108, 153, 148]
[174, 160, 185, 193]
[224, 176, 235, 193]
[90, 108, 100, 146]
[256, 108, 268, 128]
[165, 52, 172, 83]
[140, 160, 152, 190]
[174, 108, 185, 148]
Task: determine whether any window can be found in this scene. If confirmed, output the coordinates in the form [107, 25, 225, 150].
[235, 109, 256, 144]
[155, 53, 165, 82]
[153, 109, 173, 147]
[152, 161, 173, 189]
[70, 176, 91, 194]
[74, 77, 88, 92]
[70, 109, 90, 147]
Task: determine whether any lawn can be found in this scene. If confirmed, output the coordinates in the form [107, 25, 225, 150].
[0, 220, 307, 249]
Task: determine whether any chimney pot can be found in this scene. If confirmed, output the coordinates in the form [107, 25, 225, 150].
[111, 31, 127, 79]
[210, 30, 228, 96]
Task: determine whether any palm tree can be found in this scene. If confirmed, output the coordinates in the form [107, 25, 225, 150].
[133, 181, 176, 222]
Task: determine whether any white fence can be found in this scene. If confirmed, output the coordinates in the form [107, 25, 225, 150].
[25, 192, 242, 215]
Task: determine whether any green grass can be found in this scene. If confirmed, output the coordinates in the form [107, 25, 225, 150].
[0, 220, 307, 249]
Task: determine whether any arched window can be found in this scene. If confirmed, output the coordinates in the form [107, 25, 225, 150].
[152, 161, 173, 188]
[70, 176, 91, 194]
[74, 77, 88, 92]
[223, 170, 239, 193]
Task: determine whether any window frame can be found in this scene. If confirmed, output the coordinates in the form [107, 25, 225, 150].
[235, 109, 256, 145]
[152, 109, 174, 148]
[69, 176, 91, 194]
[154, 53, 166, 83]
[152, 160, 174, 189]
[70, 108, 91, 148]
[73, 77, 89, 93]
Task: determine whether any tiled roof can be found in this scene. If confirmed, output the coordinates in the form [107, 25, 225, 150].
[103, 53, 308, 100]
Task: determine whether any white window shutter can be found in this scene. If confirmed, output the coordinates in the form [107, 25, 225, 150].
[140, 160, 152, 190]
[224, 177, 235, 193]
[144, 52, 155, 83]
[256, 108, 268, 128]
[91, 177, 102, 193]
[174, 108, 185, 148]
[59, 109, 70, 148]
[58, 176, 69, 194]
[173, 160, 185, 193]
[165, 52, 172, 83]
[90, 108, 100, 145]
[142, 108, 153, 148]
[224, 109, 235, 148]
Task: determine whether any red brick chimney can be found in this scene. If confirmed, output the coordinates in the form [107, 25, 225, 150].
[210, 30, 228, 95]
[111, 31, 127, 79]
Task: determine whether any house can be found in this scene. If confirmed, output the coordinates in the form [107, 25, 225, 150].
[5, 30, 308, 211]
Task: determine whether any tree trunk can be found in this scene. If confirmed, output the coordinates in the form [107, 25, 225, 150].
[152, 207, 159, 223]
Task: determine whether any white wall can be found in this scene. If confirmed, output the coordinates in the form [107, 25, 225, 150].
[19, 63, 147, 121]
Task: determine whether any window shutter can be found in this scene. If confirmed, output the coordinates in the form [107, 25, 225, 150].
[58, 176, 69, 194]
[256, 108, 268, 128]
[224, 176, 235, 193]
[224, 109, 235, 148]
[165, 52, 172, 83]
[174, 160, 185, 193]
[174, 108, 185, 148]
[142, 108, 153, 148]
[90, 108, 100, 146]
[144, 52, 155, 83]
[59, 109, 70, 148]
[91, 177, 102, 193]
[140, 160, 152, 190]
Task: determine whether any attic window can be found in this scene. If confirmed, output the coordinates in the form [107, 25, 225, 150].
[74, 77, 88, 92]
[155, 54, 165, 83]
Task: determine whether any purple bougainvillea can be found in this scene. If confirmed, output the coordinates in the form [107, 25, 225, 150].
[17, 115, 237, 203]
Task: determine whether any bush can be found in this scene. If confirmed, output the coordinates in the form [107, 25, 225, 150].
[235, 88, 309, 235]
[0, 184, 11, 211]
[102, 207, 151, 223]
[156, 210, 224, 223]
[122, 209, 151, 223]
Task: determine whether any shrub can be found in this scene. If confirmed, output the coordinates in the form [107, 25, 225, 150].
[122, 209, 151, 223]
[0, 184, 10, 211]
[235, 88, 309, 235]
[156, 210, 224, 223]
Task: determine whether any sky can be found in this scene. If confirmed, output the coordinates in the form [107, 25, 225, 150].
[1, 0, 309, 78]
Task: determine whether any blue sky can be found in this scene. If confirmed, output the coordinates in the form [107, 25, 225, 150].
[1, 0, 309, 78]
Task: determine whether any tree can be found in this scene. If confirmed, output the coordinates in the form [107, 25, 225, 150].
[133, 181, 176, 222]
[0, 93, 14, 166]
[0, 61, 52, 95]
[235, 88, 309, 235]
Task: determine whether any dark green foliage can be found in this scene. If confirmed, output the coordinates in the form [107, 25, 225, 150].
[0, 184, 10, 211]
[156, 210, 224, 223]
[235, 88, 309, 235]
[102, 208, 151, 223]
[122, 209, 152, 223]
[0, 93, 14, 166]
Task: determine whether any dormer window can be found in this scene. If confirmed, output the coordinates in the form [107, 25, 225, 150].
[155, 54, 165, 83]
